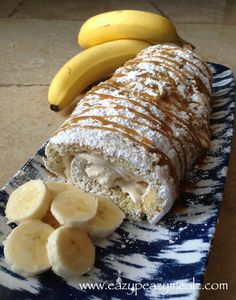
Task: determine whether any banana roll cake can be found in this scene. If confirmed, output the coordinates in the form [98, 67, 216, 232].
[44, 44, 212, 224]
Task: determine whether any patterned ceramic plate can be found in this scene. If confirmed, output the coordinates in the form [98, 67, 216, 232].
[0, 63, 234, 300]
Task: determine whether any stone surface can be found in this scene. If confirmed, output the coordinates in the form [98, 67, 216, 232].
[152, 0, 236, 24]
[0, 19, 81, 85]
[12, 0, 158, 20]
[0, 0, 22, 17]
[1, 19, 235, 86]
[0, 86, 66, 183]
[176, 23, 236, 74]
[0, 0, 235, 299]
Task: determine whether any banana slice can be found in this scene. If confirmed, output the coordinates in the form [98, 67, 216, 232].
[46, 182, 77, 198]
[87, 196, 125, 238]
[5, 179, 52, 224]
[47, 226, 95, 277]
[42, 210, 60, 229]
[51, 189, 98, 226]
[4, 220, 54, 276]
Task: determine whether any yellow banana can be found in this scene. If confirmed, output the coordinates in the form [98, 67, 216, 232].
[48, 39, 150, 111]
[78, 10, 185, 49]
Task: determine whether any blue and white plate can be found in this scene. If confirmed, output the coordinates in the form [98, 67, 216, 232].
[0, 63, 234, 300]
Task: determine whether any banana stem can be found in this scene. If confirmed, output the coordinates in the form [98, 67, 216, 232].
[177, 35, 195, 50]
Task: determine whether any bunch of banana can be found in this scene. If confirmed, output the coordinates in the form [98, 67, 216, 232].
[4, 180, 125, 277]
[48, 10, 186, 111]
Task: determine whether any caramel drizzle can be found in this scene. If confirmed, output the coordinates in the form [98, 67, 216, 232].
[78, 124, 178, 186]
[121, 59, 211, 122]
[110, 54, 210, 123]
[125, 62, 210, 109]
[150, 54, 210, 87]
[62, 115, 154, 145]
[61, 93, 196, 175]
[146, 48, 210, 79]
[120, 66, 210, 117]
[162, 53, 209, 80]
[125, 59, 188, 85]
[116, 65, 210, 118]
[73, 79, 208, 171]
[135, 46, 211, 115]
[126, 58, 210, 98]
[59, 100, 184, 179]
[167, 96, 210, 136]
[141, 46, 209, 72]
[135, 47, 211, 92]
[93, 85, 203, 149]
[56, 47, 211, 187]
[60, 112, 184, 175]
[92, 74, 210, 149]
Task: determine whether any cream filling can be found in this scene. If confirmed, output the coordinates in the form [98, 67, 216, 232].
[74, 154, 148, 202]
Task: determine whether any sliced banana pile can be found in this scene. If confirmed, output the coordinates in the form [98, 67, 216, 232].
[4, 179, 125, 278]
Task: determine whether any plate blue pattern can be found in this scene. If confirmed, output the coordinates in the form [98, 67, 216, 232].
[0, 63, 234, 300]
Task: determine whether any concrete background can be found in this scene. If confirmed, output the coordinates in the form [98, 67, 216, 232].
[0, 1, 235, 299]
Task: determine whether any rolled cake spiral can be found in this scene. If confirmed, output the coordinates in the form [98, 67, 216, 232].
[44, 44, 212, 224]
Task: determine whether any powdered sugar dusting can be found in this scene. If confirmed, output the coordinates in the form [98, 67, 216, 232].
[45, 44, 211, 223]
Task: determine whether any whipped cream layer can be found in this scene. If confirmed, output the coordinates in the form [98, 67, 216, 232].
[74, 154, 148, 203]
